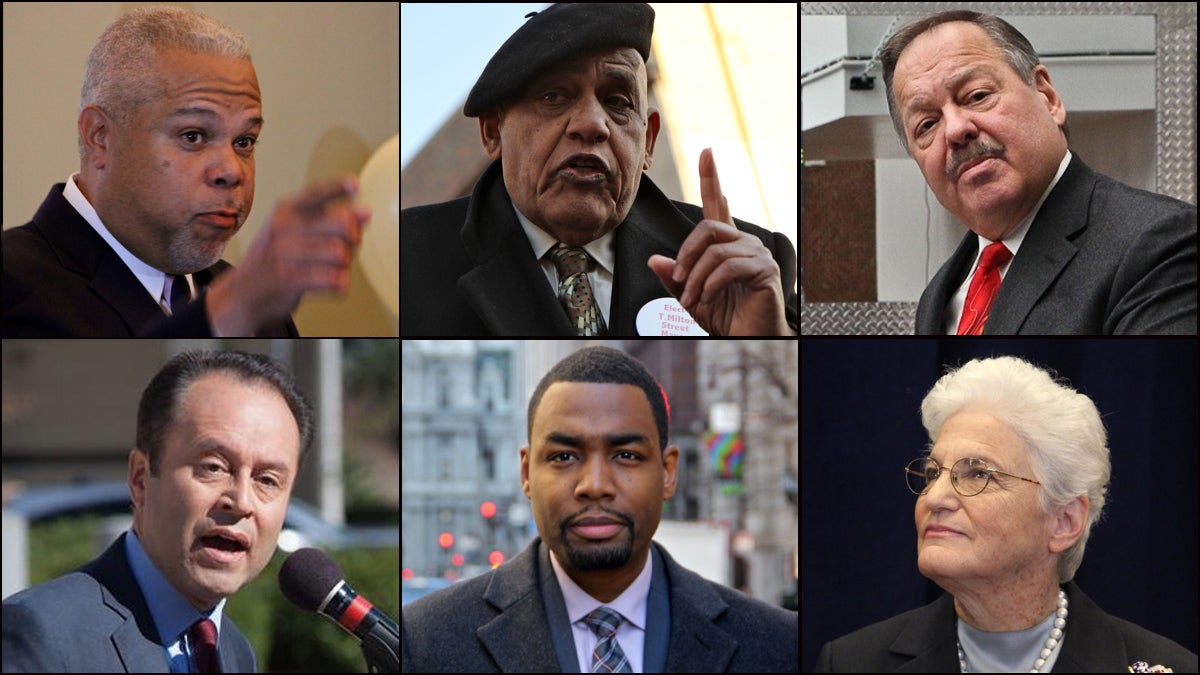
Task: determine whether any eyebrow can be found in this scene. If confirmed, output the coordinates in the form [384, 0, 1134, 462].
[904, 66, 997, 119]
[544, 432, 650, 448]
[170, 106, 264, 129]
[195, 439, 291, 475]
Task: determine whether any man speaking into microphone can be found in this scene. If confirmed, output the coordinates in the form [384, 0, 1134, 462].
[2, 350, 312, 673]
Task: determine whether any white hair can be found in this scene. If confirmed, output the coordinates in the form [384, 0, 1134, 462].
[920, 356, 1110, 582]
[79, 6, 252, 160]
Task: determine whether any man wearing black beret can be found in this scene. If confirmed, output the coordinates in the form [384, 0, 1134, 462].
[401, 3, 798, 336]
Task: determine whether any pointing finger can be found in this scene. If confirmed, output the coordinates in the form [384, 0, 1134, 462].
[699, 148, 730, 224]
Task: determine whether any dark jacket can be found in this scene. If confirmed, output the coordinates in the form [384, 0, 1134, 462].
[402, 537, 798, 672]
[915, 155, 1197, 334]
[401, 160, 798, 335]
[2, 184, 298, 337]
[815, 581, 1198, 673]
[2, 533, 257, 673]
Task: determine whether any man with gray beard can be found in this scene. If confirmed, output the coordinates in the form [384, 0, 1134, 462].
[2, 6, 370, 337]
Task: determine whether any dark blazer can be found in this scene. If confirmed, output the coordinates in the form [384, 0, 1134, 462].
[1, 533, 257, 673]
[815, 581, 1198, 673]
[2, 184, 298, 337]
[915, 155, 1197, 334]
[401, 537, 798, 672]
[400, 160, 798, 336]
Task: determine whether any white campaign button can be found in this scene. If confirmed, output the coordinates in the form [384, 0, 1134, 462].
[635, 297, 709, 335]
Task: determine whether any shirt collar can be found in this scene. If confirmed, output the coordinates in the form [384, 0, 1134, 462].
[548, 546, 652, 631]
[512, 200, 616, 276]
[124, 528, 225, 644]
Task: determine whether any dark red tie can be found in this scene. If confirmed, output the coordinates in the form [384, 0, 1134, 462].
[956, 242, 1012, 335]
[189, 618, 221, 673]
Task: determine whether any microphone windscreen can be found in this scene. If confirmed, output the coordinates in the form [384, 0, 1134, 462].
[278, 547, 345, 613]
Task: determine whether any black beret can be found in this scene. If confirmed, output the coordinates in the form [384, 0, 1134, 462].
[463, 3, 655, 117]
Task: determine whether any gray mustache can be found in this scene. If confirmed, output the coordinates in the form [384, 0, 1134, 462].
[947, 142, 1005, 179]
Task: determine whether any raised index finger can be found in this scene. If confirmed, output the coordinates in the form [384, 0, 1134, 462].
[293, 175, 359, 212]
[699, 148, 730, 224]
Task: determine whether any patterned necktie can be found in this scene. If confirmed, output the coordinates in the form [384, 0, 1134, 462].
[162, 274, 192, 316]
[549, 243, 607, 336]
[585, 607, 632, 673]
[956, 242, 1012, 335]
[189, 618, 222, 673]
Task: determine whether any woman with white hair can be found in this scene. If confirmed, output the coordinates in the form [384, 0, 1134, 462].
[817, 356, 1197, 673]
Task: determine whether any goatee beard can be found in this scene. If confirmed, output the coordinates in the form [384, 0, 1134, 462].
[561, 529, 634, 570]
[557, 506, 635, 570]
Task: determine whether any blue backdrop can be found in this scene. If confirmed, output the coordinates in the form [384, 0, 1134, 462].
[801, 338, 1198, 672]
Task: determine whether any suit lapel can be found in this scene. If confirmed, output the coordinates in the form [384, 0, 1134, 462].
[885, 592, 962, 672]
[918, 234, 979, 334]
[457, 163, 574, 335]
[1051, 582, 1130, 672]
[986, 155, 1091, 334]
[609, 179, 698, 334]
[475, 539, 566, 672]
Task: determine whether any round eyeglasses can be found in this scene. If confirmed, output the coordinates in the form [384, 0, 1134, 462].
[904, 457, 1041, 497]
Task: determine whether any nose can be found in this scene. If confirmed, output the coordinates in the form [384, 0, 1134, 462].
[574, 453, 616, 501]
[921, 466, 962, 511]
[218, 473, 255, 519]
[208, 146, 247, 189]
[564, 96, 611, 146]
[942, 105, 979, 151]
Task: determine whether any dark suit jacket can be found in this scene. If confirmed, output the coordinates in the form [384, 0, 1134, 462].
[815, 581, 1198, 673]
[915, 155, 1197, 334]
[401, 537, 798, 672]
[2, 184, 298, 337]
[400, 160, 798, 336]
[1, 533, 257, 673]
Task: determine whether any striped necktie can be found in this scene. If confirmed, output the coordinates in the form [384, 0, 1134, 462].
[585, 607, 632, 673]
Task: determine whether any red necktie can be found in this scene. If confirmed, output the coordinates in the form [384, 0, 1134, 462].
[189, 618, 222, 673]
[956, 242, 1012, 335]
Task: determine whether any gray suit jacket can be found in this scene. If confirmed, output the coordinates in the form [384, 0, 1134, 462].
[815, 581, 1198, 672]
[401, 537, 797, 672]
[915, 155, 1197, 334]
[1, 533, 257, 673]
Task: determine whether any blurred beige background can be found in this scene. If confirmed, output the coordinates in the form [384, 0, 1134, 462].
[2, 2, 399, 336]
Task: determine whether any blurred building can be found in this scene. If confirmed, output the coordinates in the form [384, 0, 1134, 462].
[401, 341, 527, 577]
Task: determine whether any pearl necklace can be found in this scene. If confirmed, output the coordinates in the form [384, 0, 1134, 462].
[957, 589, 1068, 673]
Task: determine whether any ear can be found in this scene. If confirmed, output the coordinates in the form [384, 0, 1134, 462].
[1047, 495, 1088, 554]
[1032, 65, 1067, 129]
[79, 105, 112, 170]
[479, 112, 503, 160]
[661, 444, 679, 500]
[128, 447, 151, 511]
[642, 107, 661, 171]
[520, 445, 532, 500]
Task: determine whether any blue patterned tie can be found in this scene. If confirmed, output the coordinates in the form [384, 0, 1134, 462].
[585, 607, 632, 673]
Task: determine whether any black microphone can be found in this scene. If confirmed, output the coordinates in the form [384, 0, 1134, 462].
[278, 547, 399, 673]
